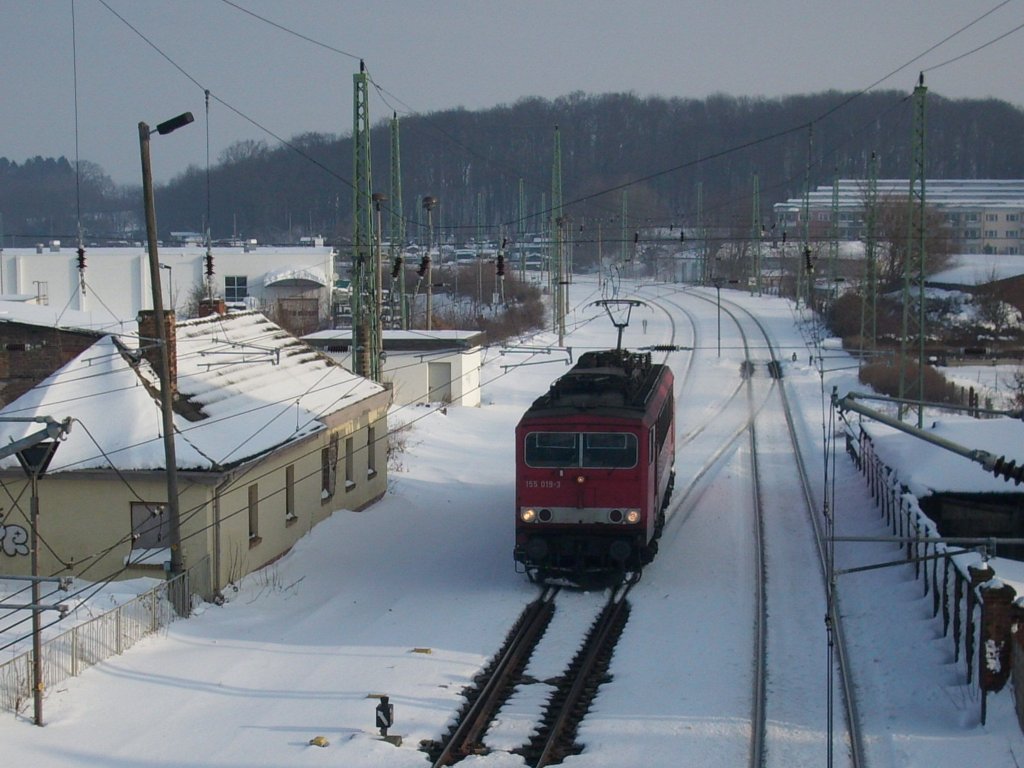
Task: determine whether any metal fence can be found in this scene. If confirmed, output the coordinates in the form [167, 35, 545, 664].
[0, 558, 208, 715]
[849, 427, 983, 689]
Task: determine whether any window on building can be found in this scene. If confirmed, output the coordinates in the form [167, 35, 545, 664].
[248, 484, 260, 544]
[367, 425, 377, 477]
[285, 464, 296, 523]
[985, 230, 998, 238]
[130, 502, 168, 551]
[225, 276, 248, 302]
[345, 435, 355, 489]
[966, 213, 979, 222]
[965, 229, 981, 239]
[1007, 214, 1019, 222]
[321, 434, 338, 501]
[1007, 230, 1019, 239]
[986, 213, 998, 222]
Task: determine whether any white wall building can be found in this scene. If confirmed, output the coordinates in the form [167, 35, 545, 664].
[303, 329, 485, 408]
[0, 241, 336, 333]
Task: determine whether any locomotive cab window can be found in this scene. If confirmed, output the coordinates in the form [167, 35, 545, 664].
[582, 432, 637, 468]
[525, 432, 579, 467]
[525, 431, 636, 468]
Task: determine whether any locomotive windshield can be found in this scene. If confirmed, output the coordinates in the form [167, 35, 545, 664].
[525, 431, 637, 468]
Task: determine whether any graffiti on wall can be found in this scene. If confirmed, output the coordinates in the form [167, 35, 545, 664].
[0, 522, 29, 557]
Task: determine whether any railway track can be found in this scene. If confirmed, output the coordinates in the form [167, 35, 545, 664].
[706, 287, 865, 767]
[425, 583, 634, 767]
[637, 284, 865, 767]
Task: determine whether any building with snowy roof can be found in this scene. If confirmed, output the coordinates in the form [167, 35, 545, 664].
[773, 179, 1024, 255]
[0, 309, 391, 598]
[304, 329, 484, 407]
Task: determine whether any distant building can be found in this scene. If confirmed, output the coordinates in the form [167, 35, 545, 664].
[0, 242, 336, 336]
[304, 329, 485, 407]
[773, 179, 1024, 255]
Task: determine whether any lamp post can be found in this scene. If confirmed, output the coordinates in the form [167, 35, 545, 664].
[422, 196, 437, 331]
[139, 112, 193, 595]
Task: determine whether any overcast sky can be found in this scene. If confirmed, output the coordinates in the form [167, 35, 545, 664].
[3, 0, 1023, 185]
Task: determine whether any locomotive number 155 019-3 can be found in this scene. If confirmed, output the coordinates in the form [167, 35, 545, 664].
[524, 480, 561, 489]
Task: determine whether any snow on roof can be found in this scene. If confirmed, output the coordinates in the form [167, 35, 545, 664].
[928, 254, 1024, 286]
[262, 265, 328, 287]
[0, 311, 385, 473]
[0, 298, 130, 334]
[861, 415, 1024, 497]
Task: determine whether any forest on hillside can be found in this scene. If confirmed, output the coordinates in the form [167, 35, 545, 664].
[2, 90, 1023, 249]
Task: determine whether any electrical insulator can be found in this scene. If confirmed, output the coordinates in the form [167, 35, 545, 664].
[417, 255, 430, 277]
[993, 456, 1024, 485]
[391, 257, 403, 279]
[204, 253, 214, 278]
[782, 231, 787, 244]
[76, 247, 86, 270]
[804, 247, 814, 274]
[496, 254, 505, 277]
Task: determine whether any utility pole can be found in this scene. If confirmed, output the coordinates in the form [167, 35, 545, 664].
[696, 182, 706, 284]
[389, 113, 407, 330]
[860, 152, 879, 363]
[551, 126, 564, 339]
[798, 124, 814, 309]
[352, 61, 376, 379]
[829, 168, 840, 305]
[139, 112, 192, 600]
[900, 74, 928, 426]
[372, 192, 387, 381]
[1, 415, 73, 726]
[751, 172, 762, 296]
[423, 196, 437, 331]
[518, 178, 526, 281]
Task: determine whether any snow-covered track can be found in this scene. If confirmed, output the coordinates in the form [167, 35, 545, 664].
[427, 585, 559, 766]
[426, 583, 634, 767]
[719, 292, 866, 768]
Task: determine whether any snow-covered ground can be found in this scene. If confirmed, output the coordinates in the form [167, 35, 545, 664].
[2, 279, 1024, 766]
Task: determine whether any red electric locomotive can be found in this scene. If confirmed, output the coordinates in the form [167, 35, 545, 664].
[514, 345, 675, 583]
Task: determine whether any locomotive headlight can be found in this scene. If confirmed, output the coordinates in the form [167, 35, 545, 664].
[625, 509, 641, 524]
[520, 508, 537, 523]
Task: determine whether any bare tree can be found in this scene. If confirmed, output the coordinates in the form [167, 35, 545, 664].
[873, 195, 957, 291]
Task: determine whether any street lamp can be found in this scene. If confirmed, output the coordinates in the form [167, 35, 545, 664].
[422, 196, 437, 331]
[139, 111, 193, 598]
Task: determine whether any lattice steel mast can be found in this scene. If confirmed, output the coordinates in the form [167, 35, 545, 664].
[859, 152, 879, 364]
[389, 112, 407, 330]
[352, 60, 379, 380]
[899, 74, 928, 426]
